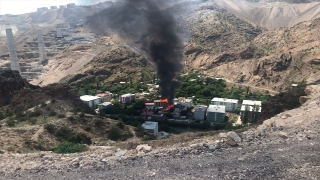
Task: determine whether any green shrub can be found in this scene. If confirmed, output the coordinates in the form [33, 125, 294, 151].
[40, 102, 47, 108]
[7, 119, 15, 127]
[29, 109, 42, 117]
[116, 121, 125, 129]
[44, 124, 55, 134]
[108, 126, 122, 141]
[142, 134, 156, 141]
[0, 150, 4, 154]
[0, 112, 4, 120]
[53, 142, 85, 154]
[67, 116, 76, 123]
[69, 133, 92, 145]
[55, 126, 73, 140]
[28, 118, 37, 125]
[48, 110, 57, 117]
[5, 110, 13, 117]
[79, 112, 85, 118]
[57, 114, 66, 118]
[84, 126, 92, 132]
[135, 125, 145, 138]
[95, 119, 105, 128]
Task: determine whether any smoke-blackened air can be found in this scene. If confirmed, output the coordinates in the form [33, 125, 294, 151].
[129, 0, 183, 104]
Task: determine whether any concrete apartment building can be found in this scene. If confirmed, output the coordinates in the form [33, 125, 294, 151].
[211, 98, 238, 112]
[142, 121, 158, 136]
[240, 100, 262, 122]
[96, 93, 112, 102]
[207, 105, 226, 123]
[119, 94, 135, 104]
[194, 105, 208, 120]
[80, 95, 101, 108]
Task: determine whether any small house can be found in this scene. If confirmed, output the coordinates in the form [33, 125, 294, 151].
[211, 98, 238, 112]
[142, 121, 158, 136]
[98, 102, 113, 111]
[194, 105, 207, 120]
[80, 95, 101, 108]
[96, 93, 112, 102]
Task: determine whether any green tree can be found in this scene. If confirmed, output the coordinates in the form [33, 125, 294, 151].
[242, 105, 250, 124]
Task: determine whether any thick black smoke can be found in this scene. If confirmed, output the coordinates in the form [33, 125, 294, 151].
[87, 0, 183, 104]
[129, 0, 183, 104]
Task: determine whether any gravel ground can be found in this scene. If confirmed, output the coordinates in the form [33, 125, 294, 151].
[1, 128, 320, 180]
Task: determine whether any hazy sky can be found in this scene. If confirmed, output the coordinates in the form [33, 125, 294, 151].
[0, 0, 93, 15]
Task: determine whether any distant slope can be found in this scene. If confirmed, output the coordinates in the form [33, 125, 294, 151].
[214, 0, 320, 29]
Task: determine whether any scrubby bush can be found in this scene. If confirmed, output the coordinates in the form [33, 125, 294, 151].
[7, 119, 15, 127]
[142, 134, 156, 141]
[108, 125, 122, 141]
[53, 142, 85, 154]
[135, 125, 145, 137]
[79, 112, 85, 118]
[95, 119, 105, 128]
[48, 110, 57, 117]
[44, 124, 55, 134]
[40, 102, 47, 108]
[67, 116, 76, 123]
[0, 112, 4, 120]
[69, 133, 92, 144]
[28, 118, 37, 125]
[57, 114, 66, 118]
[28, 109, 42, 117]
[55, 126, 73, 140]
[84, 126, 92, 132]
[116, 121, 125, 129]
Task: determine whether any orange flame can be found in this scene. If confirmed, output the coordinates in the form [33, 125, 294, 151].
[160, 98, 169, 103]
[166, 104, 174, 111]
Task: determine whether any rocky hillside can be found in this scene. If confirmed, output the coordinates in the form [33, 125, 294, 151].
[1, 0, 320, 92]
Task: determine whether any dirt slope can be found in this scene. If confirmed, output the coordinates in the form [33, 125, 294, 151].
[215, 0, 320, 30]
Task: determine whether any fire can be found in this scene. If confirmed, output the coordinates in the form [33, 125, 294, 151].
[161, 98, 174, 111]
[166, 104, 174, 111]
[160, 98, 169, 103]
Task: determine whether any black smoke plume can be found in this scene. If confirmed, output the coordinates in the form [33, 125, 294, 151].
[87, 0, 183, 104]
[127, 0, 183, 104]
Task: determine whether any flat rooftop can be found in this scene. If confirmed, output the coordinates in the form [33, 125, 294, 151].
[99, 102, 112, 106]
[242, 100, 262, 106]
[142, 121, 158, 130]
[80, 95, 101, 102]
[195, 105, 208, 112]
[211, 97, 238, 103]
[240, 105, 262, 112]
[207, 105, 225, 113]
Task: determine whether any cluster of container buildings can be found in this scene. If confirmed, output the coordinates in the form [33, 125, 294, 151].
[194, 98, 262, 124]
[37, 3, 76, 12]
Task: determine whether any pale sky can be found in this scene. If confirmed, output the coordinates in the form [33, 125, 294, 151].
[0, 0, 82, 15]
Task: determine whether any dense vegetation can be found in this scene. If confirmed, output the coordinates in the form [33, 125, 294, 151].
[75, 72, 270, 106]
